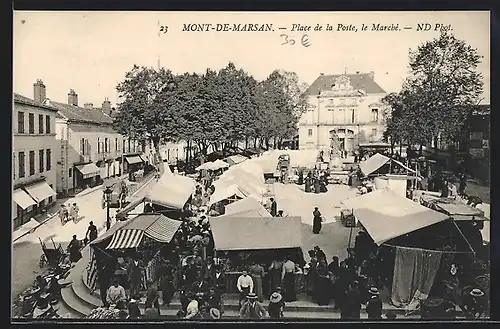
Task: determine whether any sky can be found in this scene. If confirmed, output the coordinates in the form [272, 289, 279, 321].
[14, 11, 490, 107]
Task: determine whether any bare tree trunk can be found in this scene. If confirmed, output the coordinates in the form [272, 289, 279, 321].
[254, 137, 259, 148]
[273, 136, 277, 149]
[245, 137, 249, 149]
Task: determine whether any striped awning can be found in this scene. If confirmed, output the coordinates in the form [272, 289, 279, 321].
[106, 229, 144, 249]
[144, 215, 182, 243]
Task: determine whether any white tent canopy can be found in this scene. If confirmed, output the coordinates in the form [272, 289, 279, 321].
[208, 183, 247, 207]
[224, 196, 271, 218]
[213, 159, 230, 169]
[359, 153, 417, 176]
[342, 189, 449, 245]
[145, 174, 195, 209]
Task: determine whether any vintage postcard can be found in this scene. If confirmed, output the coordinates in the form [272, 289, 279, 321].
[12, 11, 490, 321]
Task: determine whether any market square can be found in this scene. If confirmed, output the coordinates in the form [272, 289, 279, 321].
[12, 11, 490, 321]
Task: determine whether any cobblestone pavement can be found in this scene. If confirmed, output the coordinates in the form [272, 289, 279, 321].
[11, 176, 158, 314]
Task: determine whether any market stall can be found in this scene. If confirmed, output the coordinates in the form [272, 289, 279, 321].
[223, 196, 272, 218]
[342, 189, 478, 313]
[87, 213, 182, 292]
[115, 174, 195, 220]
[209, 216, 305, 294]
[208, 183, 247, 212]
[359, 153, 417, 177]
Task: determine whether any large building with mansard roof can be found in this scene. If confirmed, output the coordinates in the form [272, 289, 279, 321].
[298, 71, 388, 153]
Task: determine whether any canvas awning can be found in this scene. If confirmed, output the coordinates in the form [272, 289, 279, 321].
[91, 219, 130, 246]
[76, 163, 100, 179]
[24, 181, 56, 203]
[224, 196, 271, 217]
[208, 184, 247, 206]
[146, 174, 195, 209]
[106, 229, 144, 249]
[227, 160, 265, 183]
[125, 155, 144, 165]
[195, 162, 217, 171]
[213, 159, 230, 169]
[433, 202, 485, 220]
[342, 189, 449, 245]
[104, 213, 181, 249]
[359, 153, 391, 176]
[13, 188, 36, 209]
[224, 154, 248, 166]
[209, 216, 302, 251]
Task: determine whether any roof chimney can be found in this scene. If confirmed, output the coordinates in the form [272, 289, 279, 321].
[368, 71, 375, 80]
[84, 103, 94, 109]
[68, 89, 78, 106]
[320, 73, 324, 76]
[33, 79, 46, 103]
[356, 71, 360, 74]
[102, 97, 112, 113]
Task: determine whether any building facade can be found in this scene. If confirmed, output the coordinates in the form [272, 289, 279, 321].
[26, 82, 141, 196]
[12, 90, 58, 228]
[298, 72, 388, 153]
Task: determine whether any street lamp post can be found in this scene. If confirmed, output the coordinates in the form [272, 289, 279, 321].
[104, 185, 113, 230]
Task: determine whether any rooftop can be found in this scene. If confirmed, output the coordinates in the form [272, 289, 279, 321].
[13, 93, 58, 112]
[49, 100, 114, 125]
[304, 73, 386, 96]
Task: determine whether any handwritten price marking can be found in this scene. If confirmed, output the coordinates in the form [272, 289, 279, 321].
[159, 25, 169, 34]
[280, 34, 311, 47]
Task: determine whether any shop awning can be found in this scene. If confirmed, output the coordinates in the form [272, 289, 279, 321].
[359, 153, 390, 176]
[24, 181, 56, 203]
[106, 229, 144, 249]
[209, 216, 302, 251]
[342, 189, 449, 245]
[13, 188, 37, 209]
[213, 159, 230, 169]
[76, 163, 100, 179]
[125, 155, 144, 165]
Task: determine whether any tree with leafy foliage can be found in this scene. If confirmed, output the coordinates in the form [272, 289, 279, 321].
[383, 32, 483, 155]
[114, 63, 309, 163]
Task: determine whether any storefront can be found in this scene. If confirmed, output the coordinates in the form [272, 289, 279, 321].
[74, 162, 101, 190]
[123, 154, 144, 174]
[13, 180, 56, 228]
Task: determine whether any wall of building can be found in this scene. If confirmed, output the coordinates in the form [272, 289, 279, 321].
[299, 93, 387, 150]
[55, 120, 141, 194]
[160, 141, 188, 164]
[13, 102, 57, 220]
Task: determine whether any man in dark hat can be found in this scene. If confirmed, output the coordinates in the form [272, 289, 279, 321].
[341, 281, 361, 319]
[366, 287, 383, 319]
[240, 293, 268, 319]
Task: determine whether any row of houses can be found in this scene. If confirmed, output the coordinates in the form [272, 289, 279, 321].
[12, 80, 150, 228]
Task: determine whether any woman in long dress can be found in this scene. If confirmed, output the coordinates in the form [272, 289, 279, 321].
[312, 207, 323, 234]
[249, 263, 266, 302]
[269, 259, 284, 293]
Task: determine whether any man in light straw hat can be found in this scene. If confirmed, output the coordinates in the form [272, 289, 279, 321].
[268, 289, 285, 319]
[464, 288, 486, 319]
[366, 287, 382, 319]
[240, 293, 268, 319]
[209, 307, 221, 320]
